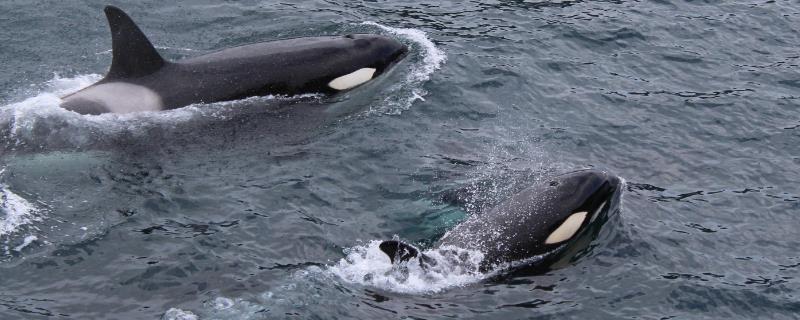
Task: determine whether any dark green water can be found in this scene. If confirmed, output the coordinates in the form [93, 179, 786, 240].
[1, 1, 799, 319]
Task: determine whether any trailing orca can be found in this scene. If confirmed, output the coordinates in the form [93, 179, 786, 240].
[379, 169, 622, 273]
[60, 6, 408, 115]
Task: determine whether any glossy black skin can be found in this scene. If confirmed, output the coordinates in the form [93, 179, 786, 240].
[125, 35, 405, 106]
[62, 6, 408, 114]
[437, 169, 622, 271]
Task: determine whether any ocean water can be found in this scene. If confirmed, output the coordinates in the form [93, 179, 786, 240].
[1, 1, 799, 319]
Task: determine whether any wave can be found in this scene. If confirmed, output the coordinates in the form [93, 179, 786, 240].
[361, 22, 446, 114]
[0, 184, 39, 237]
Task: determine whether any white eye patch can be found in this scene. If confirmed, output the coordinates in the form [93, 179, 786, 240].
[545, 211, 588, 244]
[328, 68, 376, 90]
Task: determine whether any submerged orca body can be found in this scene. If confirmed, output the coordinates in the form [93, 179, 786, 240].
[60, 6, 408, 114]
[380, 169, 623, 273]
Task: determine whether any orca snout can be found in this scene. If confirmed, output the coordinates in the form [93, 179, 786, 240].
[583, 170, 621, 198]
[582, 170, 622, 220]
[603, 173, 622, 195]
[346, 34, 408, 70]
[554, 169, 622, 219]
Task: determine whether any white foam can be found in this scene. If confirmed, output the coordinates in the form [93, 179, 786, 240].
[363, 22, 446, 84]
[1, 178, 41, 256]
[162, 308, 198, 320]
[329, 240, 485, 294]
[211, 297, 234, 310]
[0, 181, 40, 238]
[13, 235, 37, 252]
[362, 22, 447, 114]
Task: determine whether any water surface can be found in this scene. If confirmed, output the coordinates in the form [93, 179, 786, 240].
[1, 1, 799, 319]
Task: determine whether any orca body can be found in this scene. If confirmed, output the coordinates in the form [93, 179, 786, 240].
[380, 169, 623, 273]
[60, 6, 408, 115]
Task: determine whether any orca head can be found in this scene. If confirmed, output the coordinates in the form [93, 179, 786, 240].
[532, 169, 622, 253]
[496, 169, 621, 265]
[483, 169, 622, 274]
[326, 34, 408, 91]
[344, 34, 408, 75]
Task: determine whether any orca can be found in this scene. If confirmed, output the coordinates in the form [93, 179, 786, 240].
[60, 6, 409, 115]
[379, 169, 623, 273]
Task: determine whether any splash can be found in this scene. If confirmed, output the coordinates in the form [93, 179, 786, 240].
[329, 240, 485, 294]
[361, 22, 447, 114]
[1, 168, 42, 255]
[0, 185, 39, 237]
[0, 172, 40, 238]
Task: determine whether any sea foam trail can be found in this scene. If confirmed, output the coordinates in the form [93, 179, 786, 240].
[362, 22, 447, 114]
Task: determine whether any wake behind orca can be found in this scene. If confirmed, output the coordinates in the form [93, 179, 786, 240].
[60, 6, 409, 114]
[380, 169, 623, 274]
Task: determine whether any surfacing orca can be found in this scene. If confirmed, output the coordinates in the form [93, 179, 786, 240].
[379, 169, 623, 274]
[60, 6, 409, 115]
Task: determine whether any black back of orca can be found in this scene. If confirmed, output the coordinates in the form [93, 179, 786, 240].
[61, 6, 408, 114]
[380, 170, 622, 273]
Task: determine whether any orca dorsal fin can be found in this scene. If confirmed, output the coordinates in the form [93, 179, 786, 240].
[104, 5, 165, 79]
[379, 240, 420, 264]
